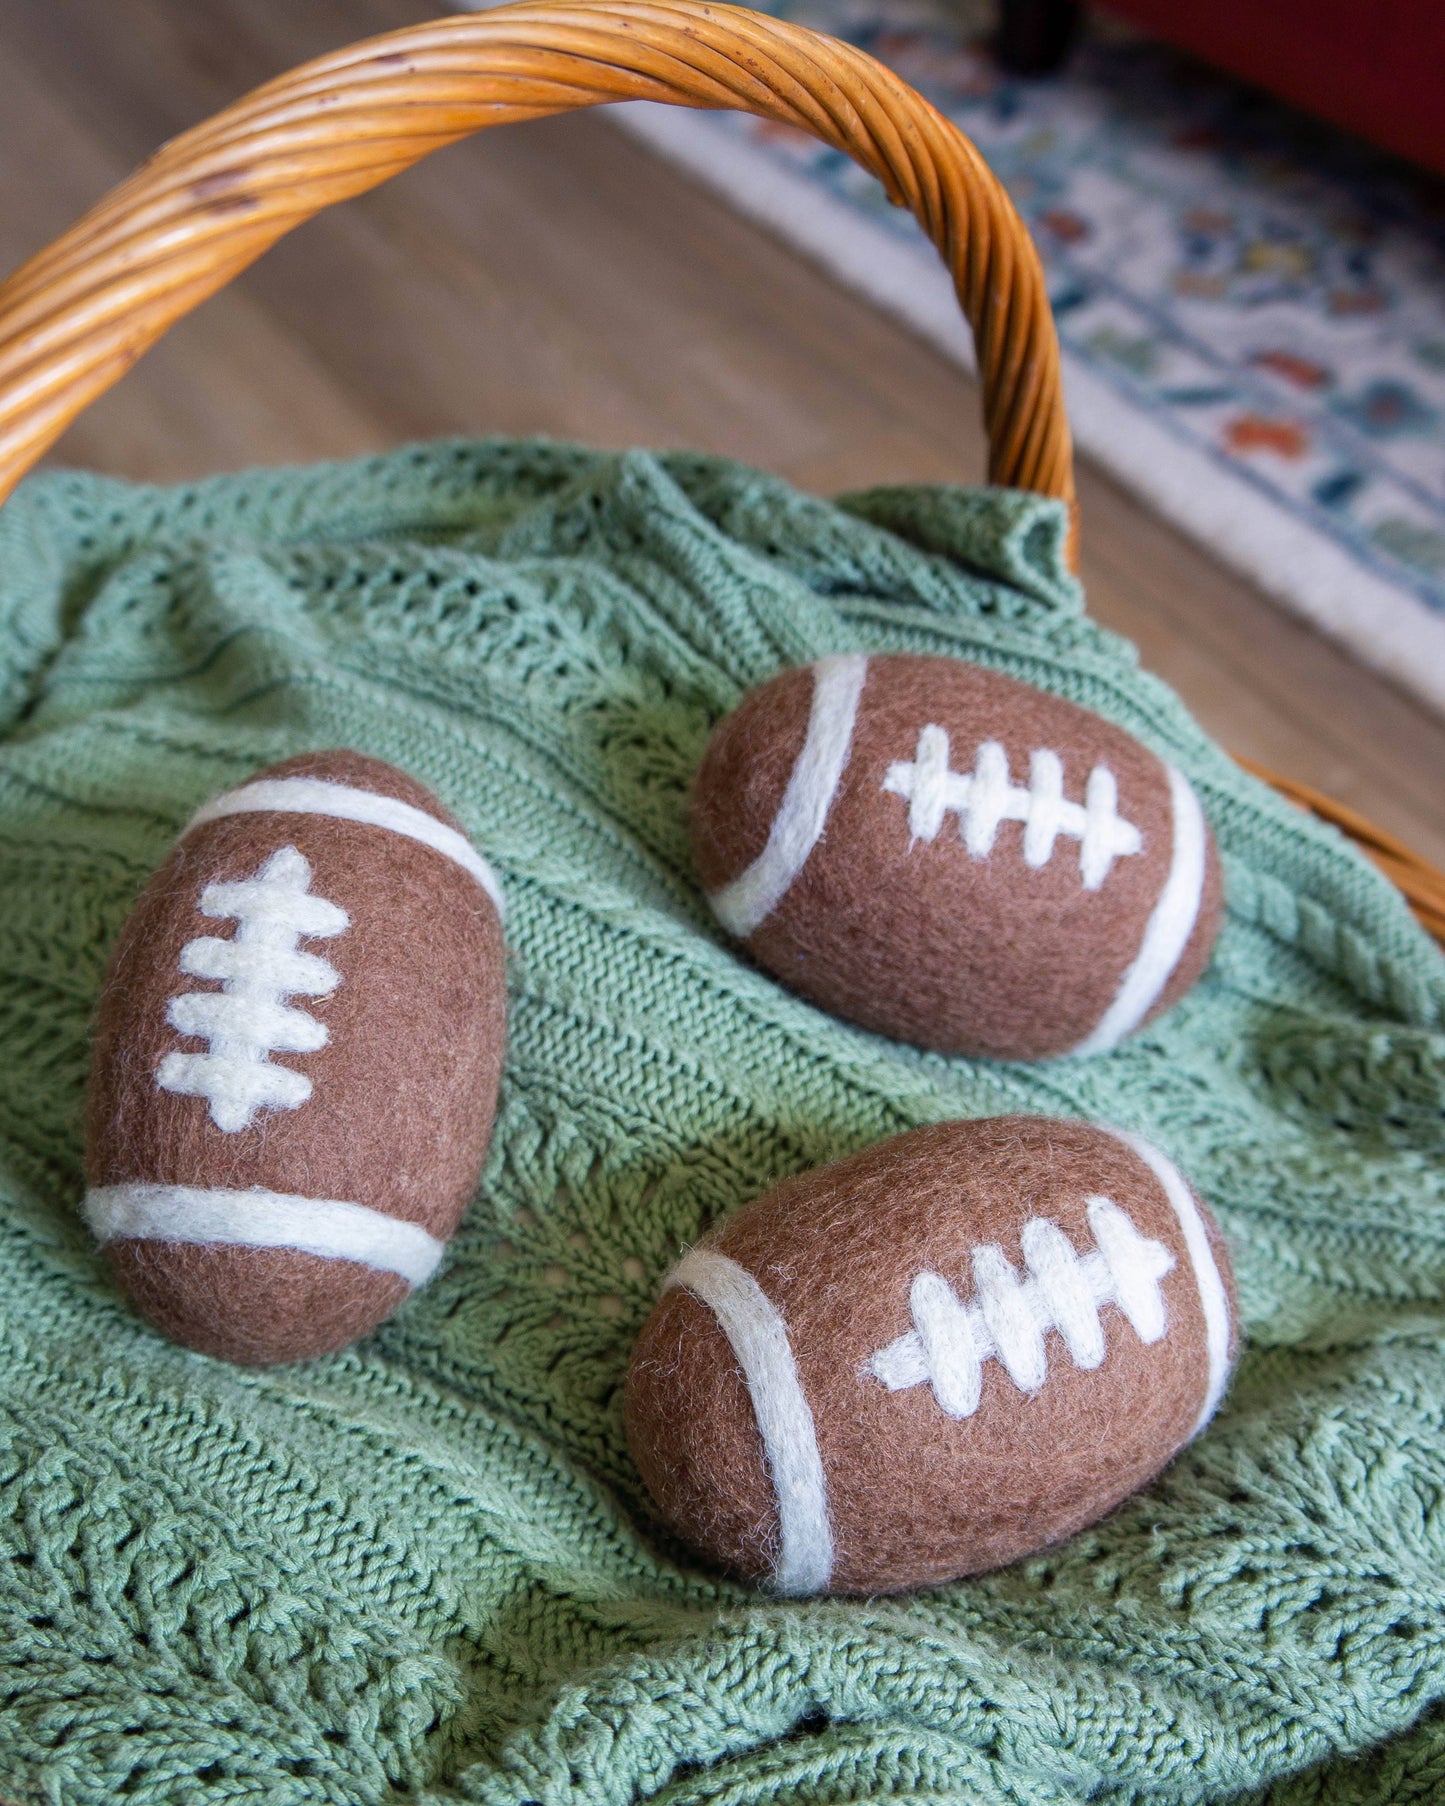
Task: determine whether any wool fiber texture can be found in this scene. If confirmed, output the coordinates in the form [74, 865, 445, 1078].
[693, 654, 1222, 1059]
[0, 439, 1442, 1802]
[84, 748, 507, 1364]
[626, 1116, 1237, 1595]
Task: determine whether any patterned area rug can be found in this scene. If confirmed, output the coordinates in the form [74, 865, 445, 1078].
[574, 0, 1445, 712]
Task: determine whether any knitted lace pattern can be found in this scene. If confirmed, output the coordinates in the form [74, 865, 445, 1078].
[0, 440, 1441, 1805]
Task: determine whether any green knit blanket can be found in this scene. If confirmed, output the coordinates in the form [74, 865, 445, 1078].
[1, 439, 1442, 1806]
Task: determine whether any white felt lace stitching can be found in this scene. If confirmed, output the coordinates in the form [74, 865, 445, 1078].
[868, 1196, 1176, 1416]
[882, 725, 1143, 889]
[156, 845, 348, 1132]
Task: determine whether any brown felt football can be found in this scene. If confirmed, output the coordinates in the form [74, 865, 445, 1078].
[625, 1115, 1237, 1595]
[691, 653, 1223, 1060]
[84, 750, 507, 1365]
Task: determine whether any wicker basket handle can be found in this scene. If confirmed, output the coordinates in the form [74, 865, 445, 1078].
[0, 0, 1440, 943]
[0, 0, 1073, 527]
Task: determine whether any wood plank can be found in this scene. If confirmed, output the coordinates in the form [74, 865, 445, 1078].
[2, 0, 1441, 871]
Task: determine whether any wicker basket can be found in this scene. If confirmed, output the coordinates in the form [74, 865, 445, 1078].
[0, 0, 1439, 945]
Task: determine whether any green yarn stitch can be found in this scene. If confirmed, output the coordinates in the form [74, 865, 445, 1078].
[0, 437, 1442, 1805]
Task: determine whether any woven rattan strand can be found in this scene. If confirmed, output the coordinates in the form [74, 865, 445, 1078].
[0, 0, 1438, 940]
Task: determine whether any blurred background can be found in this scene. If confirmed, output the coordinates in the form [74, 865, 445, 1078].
[2, 0, 1440, 864]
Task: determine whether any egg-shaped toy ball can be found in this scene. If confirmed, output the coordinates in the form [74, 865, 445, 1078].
[691, 653, 1223, 1060]
[83, 750, 507, 1365]
[626, 1115, 1237, 1595]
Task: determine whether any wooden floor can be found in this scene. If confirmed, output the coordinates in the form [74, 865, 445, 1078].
[2, 0, 1442, 867]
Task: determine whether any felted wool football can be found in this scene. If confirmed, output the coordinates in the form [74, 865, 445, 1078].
[84, 750, 507, 1365]
[626, 1115, 1237, 1596]
[692, 653, 1223, 1060]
